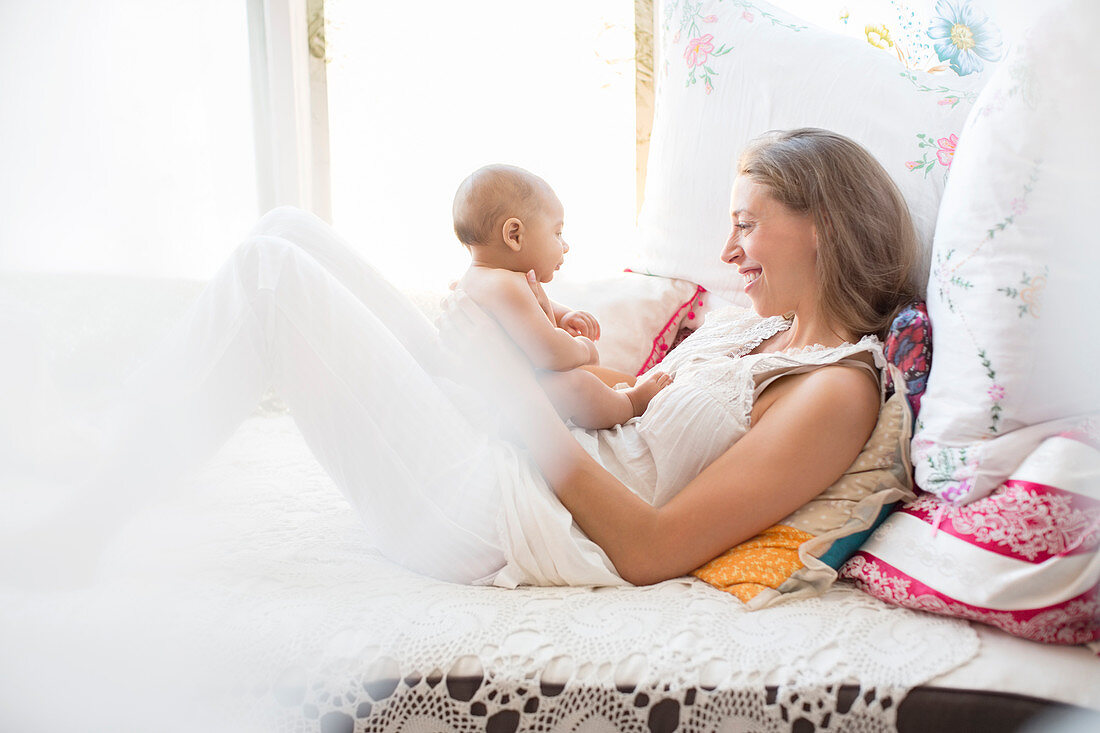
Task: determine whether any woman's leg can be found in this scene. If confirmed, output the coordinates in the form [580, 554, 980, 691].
[246, 207, 449, 376]
[55, 220, 507, 584]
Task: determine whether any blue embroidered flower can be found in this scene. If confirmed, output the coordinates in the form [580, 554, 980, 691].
[927, 0, 1003, 76]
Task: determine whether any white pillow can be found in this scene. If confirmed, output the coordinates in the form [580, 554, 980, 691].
[913, 0, 1100, 504]
[545, 271, 702, 375]
[634, 0, 1006, 304]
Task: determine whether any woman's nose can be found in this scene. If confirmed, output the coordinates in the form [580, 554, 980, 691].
[721, 232, 741, 264]
[561, 239, 570, 253]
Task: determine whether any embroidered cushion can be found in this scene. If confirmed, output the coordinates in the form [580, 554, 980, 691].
[912, 0, 1100, 505]
[633, 0, 1007, 306]
[841, 431, 1100, 645]
[883, 302, 933, 425]
[543, 271, 702, 376]
[694, 382, 915, 609]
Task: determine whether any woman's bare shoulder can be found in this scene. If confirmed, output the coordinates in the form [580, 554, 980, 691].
[752, 360, 879, 438]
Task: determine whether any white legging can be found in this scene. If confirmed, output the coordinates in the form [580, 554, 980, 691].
[102, 207, 508, 583]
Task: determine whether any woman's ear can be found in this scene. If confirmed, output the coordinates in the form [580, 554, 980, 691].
[502, 217, 523, 252]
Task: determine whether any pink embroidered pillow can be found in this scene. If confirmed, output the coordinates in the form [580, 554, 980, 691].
[841, 431, 1100, 645]
[544, 271, 702, 376]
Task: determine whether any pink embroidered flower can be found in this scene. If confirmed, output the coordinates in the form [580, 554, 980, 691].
[936, 133, 959, 167]
[942, 479, 971, 503]
[988, 383, 1005, 401]
[742, 10, 755, 22]
[938, 96, 960, 107]
[684, 34, 715, 68]
[704, 77, 713, 95]
[1011, 197, 1028, 216]
[906, 160, 922, 170]
[704, 15, 718, 23]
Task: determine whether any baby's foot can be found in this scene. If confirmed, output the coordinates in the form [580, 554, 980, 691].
[625, 371, 673, 417]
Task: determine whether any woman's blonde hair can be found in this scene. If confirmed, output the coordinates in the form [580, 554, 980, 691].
[737, 128, 919, 339]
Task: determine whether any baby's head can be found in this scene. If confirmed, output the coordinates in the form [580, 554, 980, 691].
[453, 164, 569, 283]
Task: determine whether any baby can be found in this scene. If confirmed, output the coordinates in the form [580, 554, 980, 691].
[452, 164, 671, 429]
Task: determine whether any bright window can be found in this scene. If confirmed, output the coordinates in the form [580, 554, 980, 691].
[324, 0, 637, 291]
[0, 1, 257, 280]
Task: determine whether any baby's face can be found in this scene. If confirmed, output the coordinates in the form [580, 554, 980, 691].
[523, 192, 569, 283]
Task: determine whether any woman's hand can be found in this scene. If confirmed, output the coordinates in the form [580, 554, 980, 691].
[524, 272, 557, 324]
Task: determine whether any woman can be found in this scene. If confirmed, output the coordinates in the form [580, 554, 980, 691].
[20, 128, 918, 589]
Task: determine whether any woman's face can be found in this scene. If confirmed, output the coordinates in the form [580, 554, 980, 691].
[720, 176, 819, 318]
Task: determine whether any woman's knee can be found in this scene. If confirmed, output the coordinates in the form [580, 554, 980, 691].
[232, 235, 306, 293]
[250, 206, 312, 238]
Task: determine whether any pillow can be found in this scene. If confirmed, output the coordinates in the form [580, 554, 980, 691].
[693, 379, 915, 609]
[841, 431, 1100, 645]
[883, 302, 933, 425]
[410, 272, 701, 378]
[912, 0, 1100, 505]
[544, 271, 703, 375]
[633, 0, 1007, 305]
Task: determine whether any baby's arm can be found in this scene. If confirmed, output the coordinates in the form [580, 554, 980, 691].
[526, 279, 601, 340]
[466, 271, 597, 371]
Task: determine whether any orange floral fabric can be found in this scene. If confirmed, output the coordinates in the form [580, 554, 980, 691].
[691, 525, 814, 603]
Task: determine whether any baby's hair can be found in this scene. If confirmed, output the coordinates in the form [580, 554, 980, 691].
[453, 164, 551, 246]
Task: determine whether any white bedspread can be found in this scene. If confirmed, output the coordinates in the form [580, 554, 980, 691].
[0, 413, 986, 732]
[2, 273, 1096, 732]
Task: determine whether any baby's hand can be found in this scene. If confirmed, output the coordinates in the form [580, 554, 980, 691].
[560, 310, 601, 340]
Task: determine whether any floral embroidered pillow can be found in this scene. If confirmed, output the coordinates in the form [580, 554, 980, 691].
[842, 430, 1100, 645]
[543, 271, 702, 376]
[634, 0, 1006, 305]
[912, 0, 1100, 505]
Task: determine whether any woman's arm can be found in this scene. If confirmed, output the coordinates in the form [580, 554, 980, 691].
[440, 293, 878, 585]
[514, 364, 878, 584]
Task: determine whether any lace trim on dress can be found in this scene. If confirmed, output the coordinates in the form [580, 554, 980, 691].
[691, 308, 888, 422]
[725, 313, 792, 359]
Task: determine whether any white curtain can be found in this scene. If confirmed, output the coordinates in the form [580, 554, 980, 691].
[0, 1, 260, 280]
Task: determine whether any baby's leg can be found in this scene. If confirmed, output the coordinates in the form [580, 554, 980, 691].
[580, 364, 637, 388]
[538, 369, 672, 429]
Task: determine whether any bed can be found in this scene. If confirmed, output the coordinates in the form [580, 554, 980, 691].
[0, 273, 1097, 732]
[3, 0, 1099, 730]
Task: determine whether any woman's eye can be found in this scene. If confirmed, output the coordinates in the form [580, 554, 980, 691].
[735, 223, 754, 232]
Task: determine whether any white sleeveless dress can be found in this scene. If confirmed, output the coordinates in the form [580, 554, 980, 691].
[59, 208, 886, 588]
[491, 306, 887, 588]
